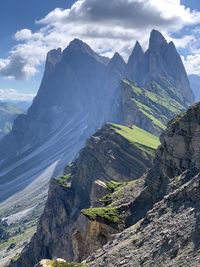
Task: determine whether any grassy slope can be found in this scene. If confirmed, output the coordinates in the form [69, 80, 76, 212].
[111, 123, 160, 154]
[123, 79, 184, 131]
[81, 124, 160, 225]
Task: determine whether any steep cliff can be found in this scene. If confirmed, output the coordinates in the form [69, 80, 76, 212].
[8, 124, 159, 267]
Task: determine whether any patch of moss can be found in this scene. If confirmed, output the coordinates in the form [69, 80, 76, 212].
[81, 207, 120, 224]
[99, 181, 128, 206]
[105, 180, 128, 192]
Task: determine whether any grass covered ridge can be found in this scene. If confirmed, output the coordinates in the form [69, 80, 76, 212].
[111, 124, 160, 153]
[122, 79, 184, 131]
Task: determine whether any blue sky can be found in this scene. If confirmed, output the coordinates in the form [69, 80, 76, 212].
[0, 0, 200, 101]
[0, 0, 75, 100]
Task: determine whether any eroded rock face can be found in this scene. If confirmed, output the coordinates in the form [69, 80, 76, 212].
[8, 124, 156, 267]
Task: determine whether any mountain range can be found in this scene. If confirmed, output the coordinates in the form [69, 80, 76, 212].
[0, 29, 196, 266]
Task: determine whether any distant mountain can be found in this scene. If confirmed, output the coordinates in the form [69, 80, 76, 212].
[0, 38, 124, 204]
[189, 74, 200, 101]
[127, 30, 194, 105]
[0, 102, 24, 140]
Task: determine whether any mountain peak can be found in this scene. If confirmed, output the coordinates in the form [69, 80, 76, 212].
[134, 41, 142, 51]
[126, 41, 144, 80]
[63, 38, 109, 65]
[108, 52, 126, 73]
[66, 38, 93, 54]
[128, 41, 144, 61]
[110, 52, 125, 64]
[149, 29, 167, 50]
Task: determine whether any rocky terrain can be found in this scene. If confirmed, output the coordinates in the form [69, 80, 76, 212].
[8, 123, 159, 266]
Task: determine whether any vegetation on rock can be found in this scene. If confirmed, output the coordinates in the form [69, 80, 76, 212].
[81, 207, 120, 224]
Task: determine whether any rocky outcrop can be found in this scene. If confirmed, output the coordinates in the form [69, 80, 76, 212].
[84, 102, 200, 266]
[8, 123, 159, 267]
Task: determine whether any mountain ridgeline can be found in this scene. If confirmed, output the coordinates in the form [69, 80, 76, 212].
[0, 30, 195, 266]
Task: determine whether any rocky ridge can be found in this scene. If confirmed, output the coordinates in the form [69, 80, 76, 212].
[8, 124, 159, 267]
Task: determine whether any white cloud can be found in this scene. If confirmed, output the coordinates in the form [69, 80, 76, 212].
[182, 54, 200, 75]
[15, 29, 33, 41]
[0, 89, 35, 101]
[0, 0, 200, 80]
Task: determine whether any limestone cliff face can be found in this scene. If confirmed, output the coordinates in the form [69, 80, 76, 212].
[85, 102, 200, 266]
[8, 124, 157, 267]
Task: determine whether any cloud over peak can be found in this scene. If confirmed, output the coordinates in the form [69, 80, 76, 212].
[0, 0, 200, 80]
